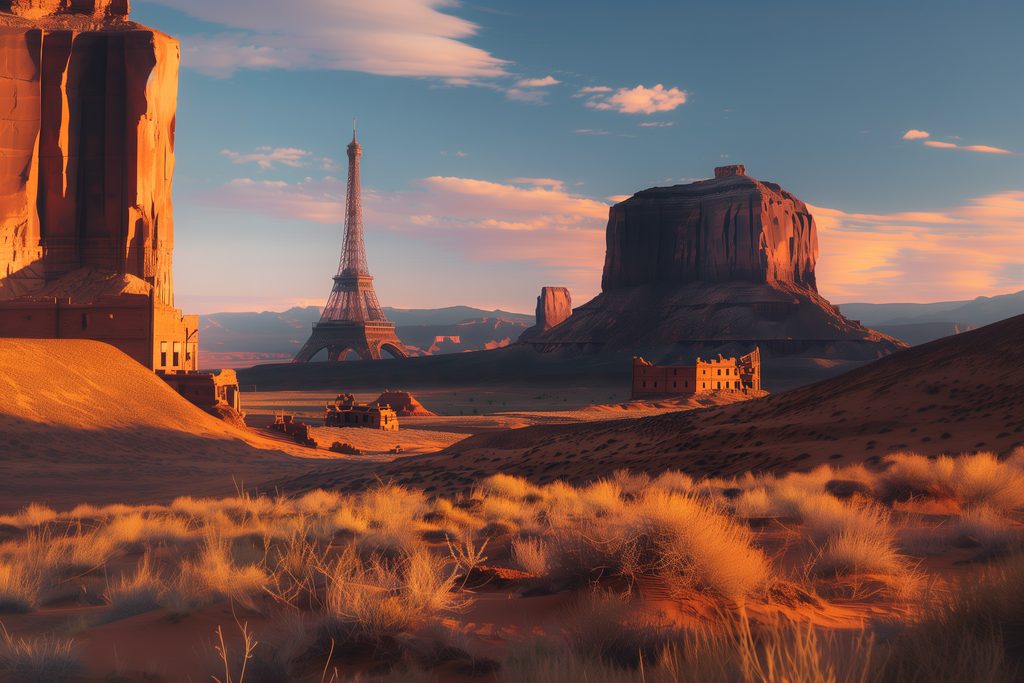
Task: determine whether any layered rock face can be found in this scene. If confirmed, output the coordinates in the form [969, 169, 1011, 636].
[2, 1, 129, 19]
[530, 167, 904, 360]
[519, 286, 572, 342]
[602, 165, 818, 292]
[0, 2, 177, 303]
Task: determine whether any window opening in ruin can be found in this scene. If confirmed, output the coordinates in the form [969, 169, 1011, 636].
[160, 342, 168, 367]
[173, 341, 181, 367]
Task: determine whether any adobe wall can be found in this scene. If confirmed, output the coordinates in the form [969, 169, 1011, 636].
[0, 295, 196, 371]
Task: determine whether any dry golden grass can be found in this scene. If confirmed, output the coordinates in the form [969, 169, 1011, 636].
[0, 450, 1020, 680]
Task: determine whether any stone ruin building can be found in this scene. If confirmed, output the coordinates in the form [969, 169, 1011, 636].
[632, 347, 762, 398]
[0, 1, 238, 414]
[324, 393, 399, 431]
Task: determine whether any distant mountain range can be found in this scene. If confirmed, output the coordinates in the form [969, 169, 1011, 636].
[200, 290, 1024, 368]
[199, 306, 533, 368]
[839, 289, 1024, 345]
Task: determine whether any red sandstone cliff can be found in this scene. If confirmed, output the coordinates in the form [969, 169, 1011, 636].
[0, 1, 178, 304]
[530, 166, 904, 360]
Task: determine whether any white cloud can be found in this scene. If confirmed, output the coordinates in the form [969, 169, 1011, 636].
[901, 129, 930, 140]
[639, 121, 674, 128]
[509, 177, 565, 190]
[902, 130, 1013, 154]
[515, 75, 560, 87]
[574, 86, 612, 96]
[580, 84, 688, 114]
[573, 128, 609, 135]
[221, 146, 312, 169]
[150, 0, 509, 79]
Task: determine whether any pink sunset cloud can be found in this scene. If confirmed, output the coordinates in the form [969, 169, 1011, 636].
[214, 173, 1024, 308]
[151, 0, 509, 79]
[813, 191, 1024, 302]
[581, 84, 688, 114]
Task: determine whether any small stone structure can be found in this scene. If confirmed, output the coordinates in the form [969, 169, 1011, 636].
[270, 414, 316, 447]
[632, 347, 761, 398]
[160, 369, 242, 413]
[324, 393, 399, 431]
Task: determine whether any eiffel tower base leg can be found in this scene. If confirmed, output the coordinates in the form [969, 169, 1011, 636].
[293, 322, 407, 363]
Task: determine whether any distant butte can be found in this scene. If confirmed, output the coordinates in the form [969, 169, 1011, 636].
[526, 165, 904, 360]
[519, 286, 572, 342]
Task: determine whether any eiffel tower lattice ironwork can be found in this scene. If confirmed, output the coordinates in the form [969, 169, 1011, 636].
[293, 126, 408, 362]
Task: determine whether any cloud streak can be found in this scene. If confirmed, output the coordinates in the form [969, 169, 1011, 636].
[150, 0, 509, 79]
[902, 129, 1012, 154]
[212, 173, 610, 293]
[221, 146, 312, 169]
[579, 84, 688, 114]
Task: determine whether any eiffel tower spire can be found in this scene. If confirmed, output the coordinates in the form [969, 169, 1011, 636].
[294, 127, 407, 362]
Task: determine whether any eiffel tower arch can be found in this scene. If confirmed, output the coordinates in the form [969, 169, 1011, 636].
[294, 126, 408, 363]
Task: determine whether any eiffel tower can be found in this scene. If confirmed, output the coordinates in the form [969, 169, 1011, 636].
[293, 125, 408, 362]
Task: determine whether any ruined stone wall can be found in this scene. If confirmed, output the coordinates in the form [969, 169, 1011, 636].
[0, 9, 178, 304]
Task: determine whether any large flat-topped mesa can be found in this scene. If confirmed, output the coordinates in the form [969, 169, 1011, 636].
[527, 166, 904, 360]
[602, 164, 818, 292]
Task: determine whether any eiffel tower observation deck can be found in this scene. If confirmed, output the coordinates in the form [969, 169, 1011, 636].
[293, 126, 408, 362]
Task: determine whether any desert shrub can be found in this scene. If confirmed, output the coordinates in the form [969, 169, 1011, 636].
[511, 537, 549, 576]
[732, 487, 773, 518]
[102, 512, 193, 547]
[480, 474, 541, 501]
[879, 552, 1024, 682]
[796, 494, 891, 543]
[402, 550, 462, 616]
[503, 614, 876, 683]
[812, 529, 907, 579]
[950, 452, 1024, 511]
[580, 480, 625, 515]
[650, 470, 694, 494]
[638, 491, 770, 599]
[176, 530, 268, 609]
[878, 451, 1024, 512]
[102, 555, 163, 622]
[545, 489, 769, 599]
[0, 631, 81, 683]
[0, 503, 58, 529]
[0, 561, 41, 613]
[949, 505, 1020, 551]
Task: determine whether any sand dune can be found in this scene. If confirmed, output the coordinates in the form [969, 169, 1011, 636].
[287, 314, 1024, 494]
[0, 339, 330, 510]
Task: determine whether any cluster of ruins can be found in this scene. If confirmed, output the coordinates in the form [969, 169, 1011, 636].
[632, 347, 762, 398]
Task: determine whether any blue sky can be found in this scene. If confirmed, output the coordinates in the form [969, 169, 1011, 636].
[133, 0, 1024, 314]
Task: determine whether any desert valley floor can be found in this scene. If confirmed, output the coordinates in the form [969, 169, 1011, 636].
[0, 320, 1023, 681]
